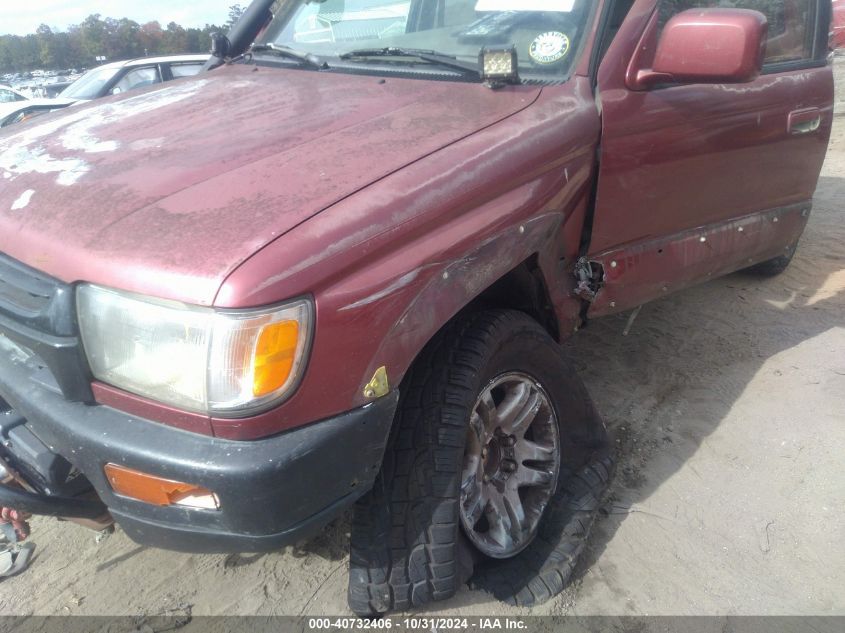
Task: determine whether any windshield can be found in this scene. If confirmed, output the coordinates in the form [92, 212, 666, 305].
[259, 0, 593, 83]
[60, 66, 118, 100]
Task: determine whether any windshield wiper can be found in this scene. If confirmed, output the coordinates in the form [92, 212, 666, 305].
[251, 43, 329, 70]
[339, 47, 481, 78]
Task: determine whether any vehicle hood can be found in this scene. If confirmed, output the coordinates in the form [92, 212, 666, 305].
[0, 64, 540, 305]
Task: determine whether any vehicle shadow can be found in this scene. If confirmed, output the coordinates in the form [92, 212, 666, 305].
[564, 177, 845, 612]
[95, 544, 146, 573]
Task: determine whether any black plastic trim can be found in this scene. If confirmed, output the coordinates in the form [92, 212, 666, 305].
[112, 490, 359, 553]
[0, 339, 399, 552]
[589, 0, 622, 87]
[0, 252, 75, 336]
[0, 312, 93, 402]
[762, 58, 828, 75]
[0, 482, 106, 519]
[0, 253, 94, 402]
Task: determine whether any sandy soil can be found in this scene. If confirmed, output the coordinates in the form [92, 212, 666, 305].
[1, 63, 843, 620]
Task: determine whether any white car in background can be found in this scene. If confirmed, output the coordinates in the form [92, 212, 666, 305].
[0, 85, 29, 104]
[0, 98, 75, 128]
[59, 54, 209, 102]
[0, 54, 209, 129]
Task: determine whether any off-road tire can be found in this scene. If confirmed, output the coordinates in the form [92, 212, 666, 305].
[470, 453, 614, 606]
[347, 310, 610, 615]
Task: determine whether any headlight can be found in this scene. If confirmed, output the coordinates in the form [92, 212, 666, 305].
[77, 284, 312, 417]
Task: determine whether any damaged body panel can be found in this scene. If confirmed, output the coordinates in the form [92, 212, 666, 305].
[212, 79, 600, 438]
[586, 202, 811, 317]
[583, 0, 832, 315]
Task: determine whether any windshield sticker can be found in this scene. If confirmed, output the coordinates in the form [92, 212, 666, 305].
[475, 0, 576, 12]
[529, 32, 570, 64]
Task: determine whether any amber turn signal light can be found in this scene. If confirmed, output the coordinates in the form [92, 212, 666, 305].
[252, 319, 300, 397]
[104, 464, 220, 510]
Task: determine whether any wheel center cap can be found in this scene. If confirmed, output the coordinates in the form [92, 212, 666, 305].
[482, 434, 517, 482]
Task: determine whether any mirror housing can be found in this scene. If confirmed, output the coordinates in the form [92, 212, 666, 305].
[635, 9, 768, 89]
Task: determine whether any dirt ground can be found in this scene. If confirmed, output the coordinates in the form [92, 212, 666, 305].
[1, 63, 843, 619]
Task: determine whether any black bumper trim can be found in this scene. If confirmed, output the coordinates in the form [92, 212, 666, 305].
[0, 481, 107, 519]
[112, 490, 358, 553]
[0, 341, 399, 552]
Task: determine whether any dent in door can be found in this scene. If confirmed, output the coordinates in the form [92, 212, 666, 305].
[586, 202, 811, 317]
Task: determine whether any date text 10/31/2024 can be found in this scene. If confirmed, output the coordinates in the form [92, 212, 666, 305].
[307, 618, 529, 630]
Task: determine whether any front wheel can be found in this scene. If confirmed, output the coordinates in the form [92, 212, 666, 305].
[458, 372, 561, 560]
[348, 310, 610, 615]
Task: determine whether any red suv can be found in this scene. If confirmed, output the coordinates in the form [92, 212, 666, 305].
[0, 0, 832, 615]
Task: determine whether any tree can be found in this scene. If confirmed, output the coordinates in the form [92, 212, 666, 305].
[0, 13, 229, 74]
[163, 22, 189, 54]
[227, 4, 247, 29]
[184, 28, 204, 55]
[138, 21, 165, 56]
[78, 14, 109, 62]
[36, 24, 58, 68]
[110, 18, 143, 59]
[64, 25, 88, 68]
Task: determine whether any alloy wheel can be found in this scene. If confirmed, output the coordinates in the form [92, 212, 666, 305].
[459, 372, 561, 559]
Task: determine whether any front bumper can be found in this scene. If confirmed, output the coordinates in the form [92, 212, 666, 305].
[0, 338, 398, 552]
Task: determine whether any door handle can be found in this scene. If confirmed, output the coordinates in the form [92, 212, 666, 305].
[788, 108, 822, 135]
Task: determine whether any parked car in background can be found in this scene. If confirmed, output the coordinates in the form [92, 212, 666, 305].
[0, 85, 28, 103]
[59, 55, 209, 102]
[0, 55, 207, 129]
[834, 0, 845, 49]
[0, 98, 74, 128]
[42, 82, 75, 98]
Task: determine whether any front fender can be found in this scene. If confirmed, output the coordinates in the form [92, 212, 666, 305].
[364, 212, 565, 392]
[212, 82, 600, 439]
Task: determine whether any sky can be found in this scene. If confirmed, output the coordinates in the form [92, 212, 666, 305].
[1, 1, 240, 36]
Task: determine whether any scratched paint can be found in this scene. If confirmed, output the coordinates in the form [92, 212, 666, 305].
[338, 269, 424, 311]
[10, 189, 34, 210]
[0, 80, 207, 187]
[1, 66, 541, 314]
[129, 138, 166, 151]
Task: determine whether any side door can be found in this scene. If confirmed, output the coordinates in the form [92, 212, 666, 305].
[585, 0, 833, 316]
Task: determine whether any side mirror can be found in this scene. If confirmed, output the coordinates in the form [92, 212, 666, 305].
[111, 87, 122, 95]
[636, 9, 768, 89]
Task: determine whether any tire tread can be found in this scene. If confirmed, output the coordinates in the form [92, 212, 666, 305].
[348, 311, 613, 615]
